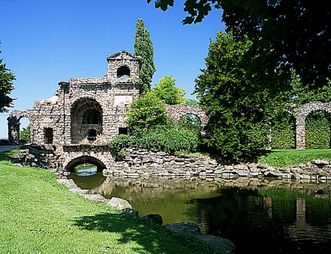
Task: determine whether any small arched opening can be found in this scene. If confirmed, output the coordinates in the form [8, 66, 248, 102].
[19, 117, 31, 144]
[178, 113, 202, 131]
[8, 114, 31, 145]
[305, 110, 331, 149]
[117, 65, 130, 78]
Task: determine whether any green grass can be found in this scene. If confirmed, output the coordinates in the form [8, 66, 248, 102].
[0, 155, 211, 254]
[258, 149, 331, 167]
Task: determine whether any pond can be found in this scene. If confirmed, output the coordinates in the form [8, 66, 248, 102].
[69, 169, 331, 254]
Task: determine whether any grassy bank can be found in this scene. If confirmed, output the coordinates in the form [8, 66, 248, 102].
[258, 149, 331, 167]
[0, 155, 209, 254]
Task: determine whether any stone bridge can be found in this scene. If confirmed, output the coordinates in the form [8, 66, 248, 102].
[60, 145, 114, 172]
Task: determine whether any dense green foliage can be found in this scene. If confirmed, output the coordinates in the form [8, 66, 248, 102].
[126, 91, 168, 133]
[0, 155, 212, 254]
[270, 112, 295, 149]
[306, 111, 331, 149]
[134, 18, 156, 93]
[153, 76, 185, 105]
[184, 98, 199, 106]
[148, 0, 330, 89]
[195, 32, 271, 162]
[258, 149, 331, 167]
[0, 50, 15, 113]
[20, 125, 30, 142]
[109, 125, 200, 157]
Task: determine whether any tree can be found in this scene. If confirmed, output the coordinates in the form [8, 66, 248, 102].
[126, 91, 168, 133]
[0, 49, 15, 112]
[134, 18, 156, 93]
[195, 32, 271, 162]
[153, 76, 185, 105]
[147, 0, 331, 89]
[20, 125, 30, 143]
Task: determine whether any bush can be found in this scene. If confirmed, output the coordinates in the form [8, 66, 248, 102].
[108, 135, 139, 159]
[306, 111, 331, 149]
[108, 126, 200, 157]
[126, 91, 168, 133]
[270, 112, 295, 149]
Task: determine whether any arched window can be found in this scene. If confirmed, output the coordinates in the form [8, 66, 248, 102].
[117, 66, 130, 78]
[87, 129, 97, 141]
[82, 109, 102, 124]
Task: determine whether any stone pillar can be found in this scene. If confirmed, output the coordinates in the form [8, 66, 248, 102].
[295, 117, 306, 149]
[7, 117, 20, 144]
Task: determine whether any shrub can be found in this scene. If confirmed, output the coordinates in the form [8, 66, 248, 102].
[306, 111, 331, 149]
[126, 91, 168, 133]
[108, 126, 200, 157]
[108, 135, 138, 159]
[270, 112, 295, 149]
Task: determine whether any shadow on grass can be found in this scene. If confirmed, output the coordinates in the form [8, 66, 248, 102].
[73, 212, 201, 254]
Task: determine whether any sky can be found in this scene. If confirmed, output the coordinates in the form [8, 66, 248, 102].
[0, 0, 224, 139]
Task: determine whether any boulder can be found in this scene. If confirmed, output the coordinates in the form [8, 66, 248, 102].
[166, 223, 235, 254]
[142, 214, 163, 225]
[107, 197, 132, 210]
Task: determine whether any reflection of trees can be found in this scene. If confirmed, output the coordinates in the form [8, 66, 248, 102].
[195, 187, 295, 254]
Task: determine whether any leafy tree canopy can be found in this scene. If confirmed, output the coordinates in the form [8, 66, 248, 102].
[147, 0, 330, 88]
[153, 76, 185, 105]
[126, 91, 168, 134]
[195, 32, 271, 162]
[0, 49, 15, 113]
[134, 18, 156, 93]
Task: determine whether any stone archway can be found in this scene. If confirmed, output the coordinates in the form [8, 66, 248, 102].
[70, 98, 103, 144]
[64, 155, 107, 172]
[7, 110, 31, 144]
[293, 102, 331, 149]
[166, 104, 208, 127]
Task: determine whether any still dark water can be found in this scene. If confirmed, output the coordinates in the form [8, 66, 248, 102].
[69, 169, 331, 254]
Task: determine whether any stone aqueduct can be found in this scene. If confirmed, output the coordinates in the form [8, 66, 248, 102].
[6, 51, 331, 170]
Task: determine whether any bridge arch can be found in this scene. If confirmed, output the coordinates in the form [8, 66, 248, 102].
[64, 155, 107, 172]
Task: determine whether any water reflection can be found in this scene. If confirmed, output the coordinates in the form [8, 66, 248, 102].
[68, 173, 331, 254]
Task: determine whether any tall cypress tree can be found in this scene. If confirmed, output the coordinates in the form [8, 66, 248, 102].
[134, 18, 156, 93]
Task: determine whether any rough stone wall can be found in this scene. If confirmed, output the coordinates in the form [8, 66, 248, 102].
[292, 101, 331, 149]
[104, 148, 331, 181]
[166, 104, 208, 126]
[8, 51, 141, 147]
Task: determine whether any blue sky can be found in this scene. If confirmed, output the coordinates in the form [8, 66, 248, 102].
[0, 0, 224, 139]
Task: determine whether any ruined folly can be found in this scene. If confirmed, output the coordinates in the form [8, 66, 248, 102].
[7, 51, 207, 173]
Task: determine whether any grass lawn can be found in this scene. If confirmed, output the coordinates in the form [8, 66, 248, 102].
[258, 149, 331, 168]
[0, 155, 210, 254]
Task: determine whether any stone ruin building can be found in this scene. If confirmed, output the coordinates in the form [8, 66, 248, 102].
[7, 51, 208, 172]
[7, 51, 330, 173]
